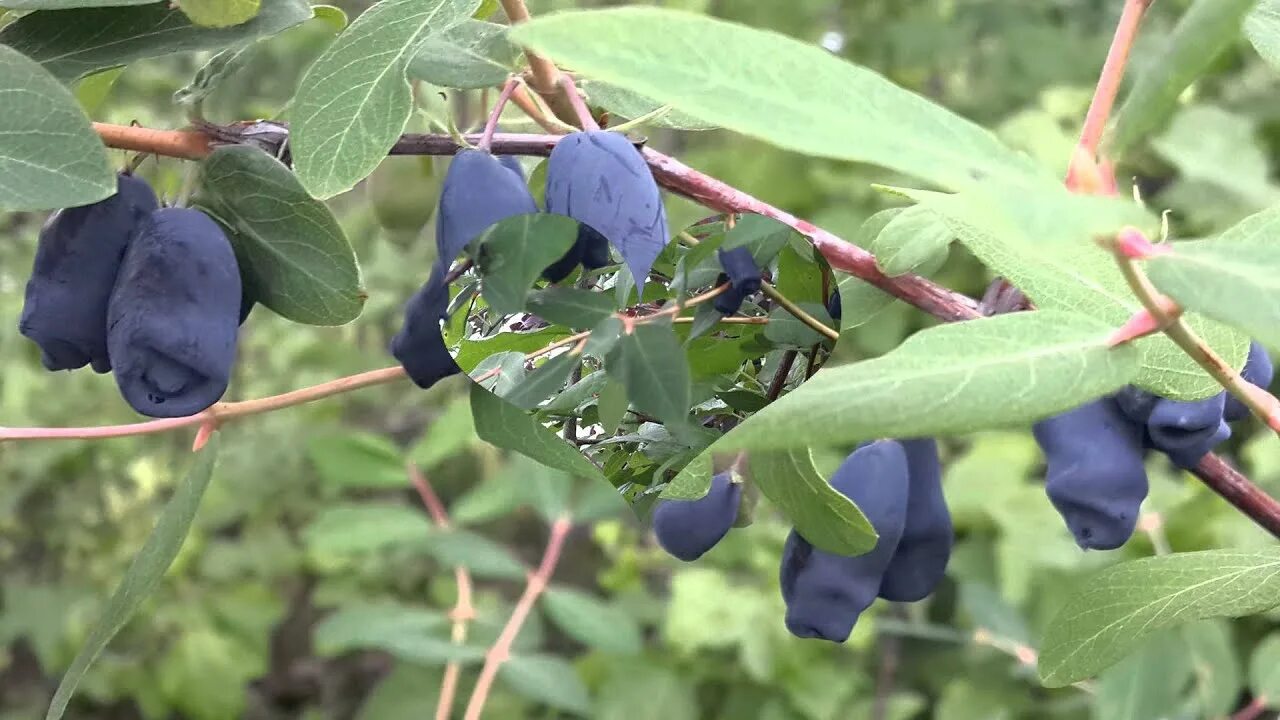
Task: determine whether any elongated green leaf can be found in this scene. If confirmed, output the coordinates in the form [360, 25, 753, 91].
[470, 383, 604, 481]
[746, 449, 876, 556]
[894, 184, 1245, 400]
[291, 0, 475, 198]
[196, 145, 365, 325]
[408, 19, 520, 89]
[1038, 548, 1280, 687]
[174, 43, 256, 106]
[597, 377, 628, 434]
[478, 214, 579, 315]
[0, 0, 311, 82]
[502, 353, 579, 410]
[1248, 634, 1280, 704]
[510, 8, 1045, 192]
[46, 438, 222, 720]
[1247, 0, 1280, 71]
[763, 304, 834, 348]
[1148, 206, 1280, 355]
[871, 205, 953, 277]
[424, 529, 526, 580]
[541, 588, 643, 654]
[314, 601, 447, 655]
[527, 287, 618, 329]
[303, 504, 430, 555]
[614, 321, 691, 426]
[74, 67, 124, 115]
[1092, 632, 1194, 720]
[1182, 620, 1242, 719]
[710, 310, 1139, 454]
[500, 655, 592, 715]
[178, 0, 260, 28]
[0, 45, 114, 211]
[580, 78, 715, 131]
[1107, 0, 1256, 156]
[455, 327, 570, 372]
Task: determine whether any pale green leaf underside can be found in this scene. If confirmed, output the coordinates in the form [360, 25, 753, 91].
[408, 19, 521, 90]
[1148, 204, 1280, 356]
[292, 0, 476, 198]
[893, 184, 1246, 400]
[0, 0, 312, 82]
[178, 0, 261, 28]
[747, 448, 877, 556]
[511, 7, 1046, 192]
[1247, 0, 1280, 72]
[707, 310, 1140, 455]
[0, 44, 114, 211]
[1038, 548, 1280, 687]
[197, 145, 366, 325]
[47, 438, 222, 720]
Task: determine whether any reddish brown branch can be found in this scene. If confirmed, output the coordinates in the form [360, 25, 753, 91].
[463, 516, 572, 720]
[408, 463, 475, 720]
[83, 121, 1280, 539]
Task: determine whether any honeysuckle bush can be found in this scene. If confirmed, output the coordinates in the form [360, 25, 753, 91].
[7, 0, 1280, 719]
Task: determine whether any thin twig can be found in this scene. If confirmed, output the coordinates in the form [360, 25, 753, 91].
[407, 463, 475, 720]
[479, 77, 523, 152]
[766, 350, 799, 402]
[499, 0, 578, 126]
[463, 516, 573, 720]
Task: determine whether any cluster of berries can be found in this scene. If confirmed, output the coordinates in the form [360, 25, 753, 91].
[19, 173, 246, 418]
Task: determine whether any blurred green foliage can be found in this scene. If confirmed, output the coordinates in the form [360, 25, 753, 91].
[4, 0, 1280, 718]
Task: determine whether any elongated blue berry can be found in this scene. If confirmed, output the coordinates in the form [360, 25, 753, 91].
[652, 471, 741, 561]
[107, 208, 241, 418]
[1225, 341, 1274, 422]
[436, 149, 537, 272]
[545, 130, 666, 293]
[19, 172, 158, 373]
[878, 438, 952, 602]
[1147, 393, 1230, 469]
[781, 440, 909, 641]
[1033, 398, 1148, 550]
[391, 265, 461, 390]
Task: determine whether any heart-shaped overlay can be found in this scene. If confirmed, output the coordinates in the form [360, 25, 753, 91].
[421, 207, 844, 526]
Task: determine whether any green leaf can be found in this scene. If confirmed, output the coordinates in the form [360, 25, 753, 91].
[455, 327, 570, 372]
[472, 351, 527, 396]
[0, 45, 114, 212]
[1247, 0, 1280, 72]
[502, 353, 580, 410]
[174, 43, 256, 107]
[597, 378, 629, 434]
[541, 588, 643, 654]
[870, 205, 953, 277]
[1148, 207, 1280, 356]
[510, 8, 1045, 192]
[763, 304, 834, 348]
[1038, 548, 1280, 687]
[708, 310, 1139, 454]
[1107, 0, 1257, 157]
[74, 66, 124, 115]
[1092, 631, 1194, 720]
[1182, 620, 1242, 719]
[1, 0, 154, 8]
[408, 19, 520, 89]
[580, 78, 715, 131]
[424, 529, 526, 580]
[178, 0, 261, 28]
[311, 4, 347, 31]
[894, 184, 1244, 400]
[306, 432, 404, 489]
[303, 504, 430, 556]
[314, 601, 447, 655]
[46, 438, 221, 720]
[196, 145, 366, 325]
[595, 662, 698, 720]
[1248, 634, 1280, 704]
[478, 214, 579, 315]
[526, 287, 618, 329]
[745, 449, 876, 556]
[614, 321, 691, 426]
[500, 654, 592, 715]
[291, 0, 476, 198]
[470, 383, 605, 481]
[409, 394, 478, 470]
[1150, 106, 1280, 208]
[0, 0, 312, 82]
